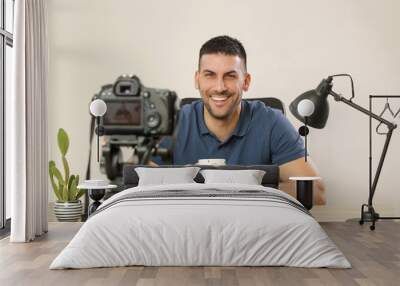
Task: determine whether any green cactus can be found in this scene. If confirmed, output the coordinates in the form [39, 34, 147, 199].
[49, 128, 83, 202]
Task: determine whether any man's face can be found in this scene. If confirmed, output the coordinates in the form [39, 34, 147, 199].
[195, 53, 251, 120]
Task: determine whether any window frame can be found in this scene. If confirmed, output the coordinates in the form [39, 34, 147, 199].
[0, 0, 14, 234]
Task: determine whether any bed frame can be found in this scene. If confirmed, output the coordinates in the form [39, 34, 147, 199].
[122, 164, 280, 189]
[120, 165, 315, 212]
[86, 165, 280, 216]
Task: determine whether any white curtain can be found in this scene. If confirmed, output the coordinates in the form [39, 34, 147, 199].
[8, 0, 49, 242]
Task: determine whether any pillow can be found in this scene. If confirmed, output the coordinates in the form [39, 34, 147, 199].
[135, 167, 201, 186]
[200, 169, 266, 185]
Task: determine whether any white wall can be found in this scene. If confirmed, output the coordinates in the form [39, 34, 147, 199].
[47, 0, 400, 221]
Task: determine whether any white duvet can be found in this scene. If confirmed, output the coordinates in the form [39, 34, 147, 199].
[50, 183, 351, 269]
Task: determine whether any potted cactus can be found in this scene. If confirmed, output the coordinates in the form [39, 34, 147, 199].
[49, 128, 85, 222]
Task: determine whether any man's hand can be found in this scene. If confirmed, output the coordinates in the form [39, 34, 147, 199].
[279, 157, 326, 205]
[147, 161, 159, 167]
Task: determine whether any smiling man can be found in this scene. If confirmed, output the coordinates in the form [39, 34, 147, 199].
[153, 35, 326, 205]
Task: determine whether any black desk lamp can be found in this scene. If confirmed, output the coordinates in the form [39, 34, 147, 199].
[289, 74, 398, 230]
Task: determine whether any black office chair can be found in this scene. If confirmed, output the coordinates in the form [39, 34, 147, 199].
[179, 97, 285, 114]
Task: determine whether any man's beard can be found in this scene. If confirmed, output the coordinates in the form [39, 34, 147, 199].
[203, 91, 241, 120]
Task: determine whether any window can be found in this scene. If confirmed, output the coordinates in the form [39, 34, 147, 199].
[0, 0, 14, 234]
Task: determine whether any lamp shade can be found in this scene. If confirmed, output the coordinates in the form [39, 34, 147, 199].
[289, 79, 331, 129]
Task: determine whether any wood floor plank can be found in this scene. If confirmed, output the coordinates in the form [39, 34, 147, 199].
[303, 278, 324, 286]
[0, 221, 399, 286]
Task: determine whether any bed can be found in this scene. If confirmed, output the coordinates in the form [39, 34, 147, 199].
[50, 165, 350, 269]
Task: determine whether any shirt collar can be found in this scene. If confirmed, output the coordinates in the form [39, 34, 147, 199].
[196, 100, 251, 137]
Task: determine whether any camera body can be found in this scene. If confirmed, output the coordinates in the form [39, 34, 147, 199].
[90, 75, 178, 182]
[94, 75, 177, 136]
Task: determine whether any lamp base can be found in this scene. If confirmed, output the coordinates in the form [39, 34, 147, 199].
[359, 203, 400, 231]
[361, 210, 379, 222]
[360, 204, 379, 230]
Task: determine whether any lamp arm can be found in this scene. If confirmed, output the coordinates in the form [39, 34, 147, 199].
[369, 128, 393, 204]
[329, 90, 397, 130]
[329, 89, 397, 205]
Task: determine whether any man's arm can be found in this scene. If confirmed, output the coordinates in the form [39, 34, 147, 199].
[279, 157, 326, 205]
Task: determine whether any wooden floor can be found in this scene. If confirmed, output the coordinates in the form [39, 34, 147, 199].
[0, 221, 399, 286]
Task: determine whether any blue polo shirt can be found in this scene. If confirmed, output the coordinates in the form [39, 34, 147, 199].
[155, 99, 305, 165]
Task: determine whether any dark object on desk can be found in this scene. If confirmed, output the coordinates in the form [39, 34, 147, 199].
[296, 181, 313, 210]
[289, 177, 320, 210]
[88, 189, 106, 215]
[289, 74, 398, 230]
[78, 183, 118, 216]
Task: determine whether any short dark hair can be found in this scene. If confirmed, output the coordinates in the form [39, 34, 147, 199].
[198, 35, 247, 70]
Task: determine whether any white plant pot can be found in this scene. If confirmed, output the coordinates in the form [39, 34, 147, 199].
[54, 200, 82, 222]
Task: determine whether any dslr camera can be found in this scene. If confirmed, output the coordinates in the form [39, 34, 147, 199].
[94, 74, 177, 136]
[90, 75, 178, 182]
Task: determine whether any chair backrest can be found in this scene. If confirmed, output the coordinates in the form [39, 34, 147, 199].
[180, 97, 285, 114]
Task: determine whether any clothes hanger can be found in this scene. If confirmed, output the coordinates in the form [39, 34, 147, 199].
[393, 106, 400, 119]
[376, 98, 397, 135]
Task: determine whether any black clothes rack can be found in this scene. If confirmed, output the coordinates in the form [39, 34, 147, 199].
[360, 95, 400, 230]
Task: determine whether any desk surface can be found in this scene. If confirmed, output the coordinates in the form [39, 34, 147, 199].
[289, 176, 321, 181]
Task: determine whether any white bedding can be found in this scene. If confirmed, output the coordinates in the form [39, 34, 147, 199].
[50, 183, 351, 269]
